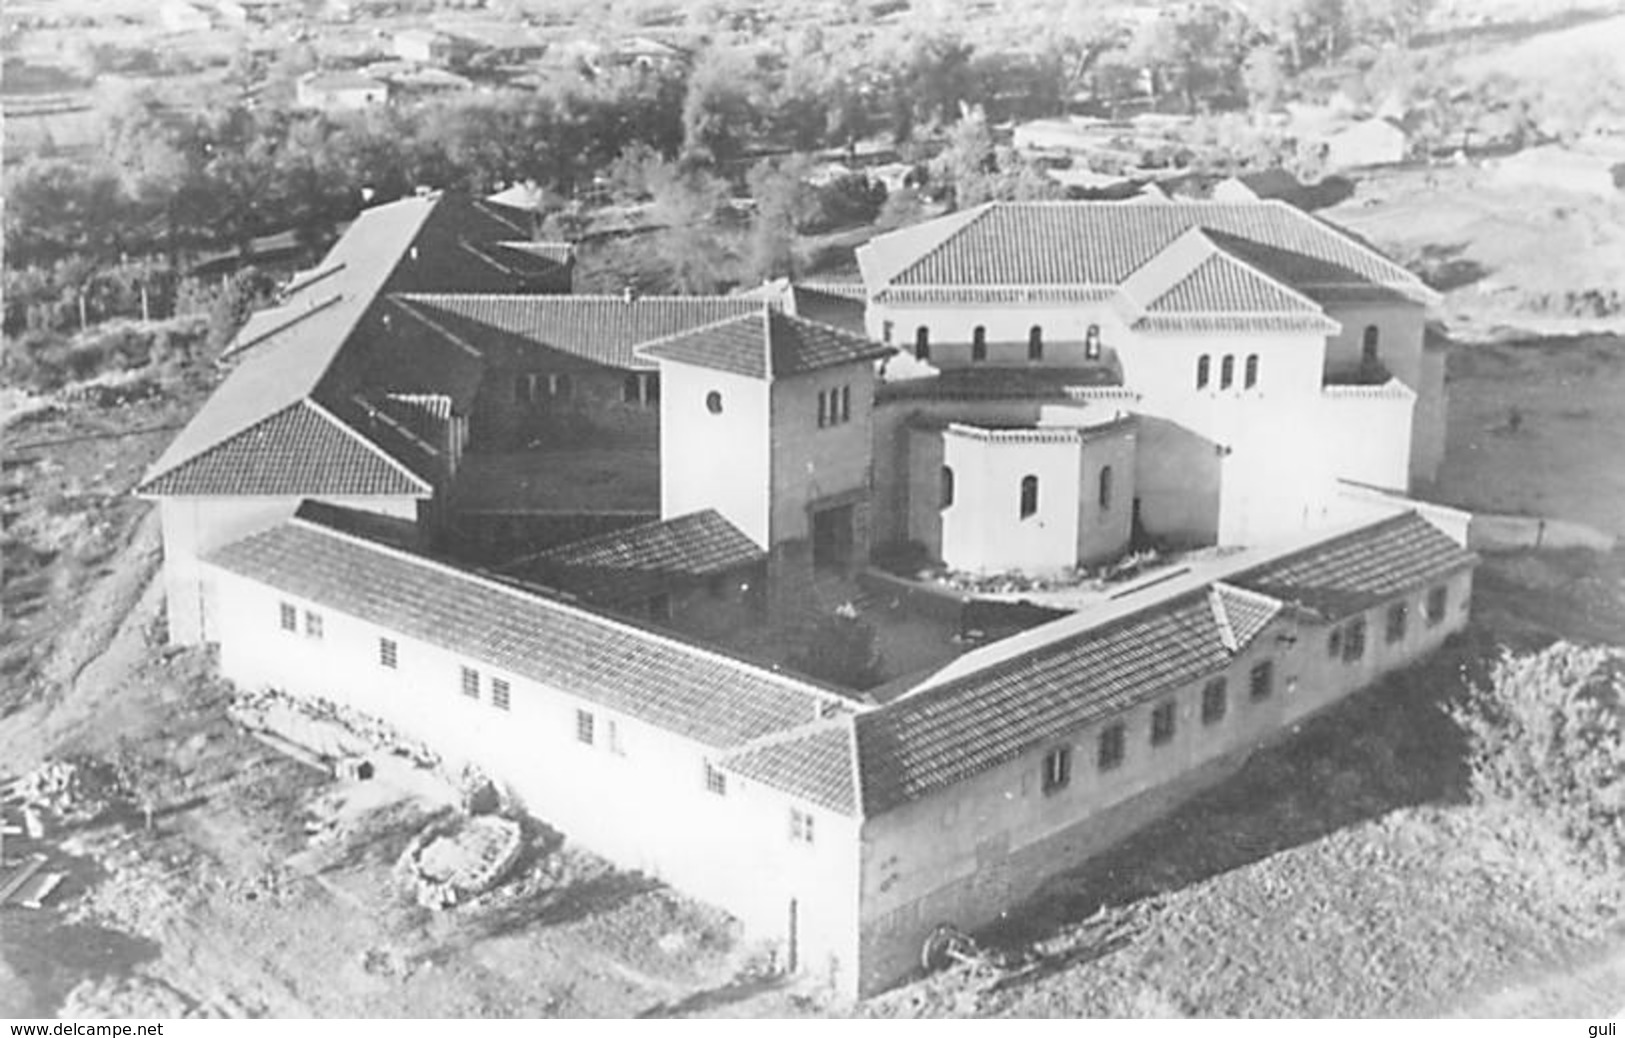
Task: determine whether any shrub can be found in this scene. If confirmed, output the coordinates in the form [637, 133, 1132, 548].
[790, 603, 884, 690]
[1450, 643, 1625, 870]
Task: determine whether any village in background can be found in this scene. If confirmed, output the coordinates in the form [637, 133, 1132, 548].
[5, 0, 1625, 1020]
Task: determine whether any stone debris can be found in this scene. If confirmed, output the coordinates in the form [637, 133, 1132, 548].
[399, 815, 524, 910]
[11, 758, 132, 825]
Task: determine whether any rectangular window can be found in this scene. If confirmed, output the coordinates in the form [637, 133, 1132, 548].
[882, 319, 894, 344]
[547, 373, 572, 399]
[1426, 586, 1448, 626]
[379, 637, 398, 669]
[971, 326, 987, 362]
[644, 373, 660, 405]
[623, 373, 640, 403]
[280, 602, 298, 632]
[607, 719, 624, 755]
[790, 808, 815, 844]
[491, 677, 511, 712]
[514, 375, 532, 405]
[1249, 659, 1274, 701]
[1327, 628, 1342, 659]
[1151, 700, 1176, 746]
[1201, 678, 1227, 725]
[1041, 746, 1071, 794]
[705, 761, 727, 796]
[1387, 602, 1408, 643]
[817, 389, 828, 428]
[305, 610, 323, 639]
[1097, 722, 1125, 772]
[576, 708, 595, 745]
[460, 665, 480, 700]
[840, 385, 851, 423]
[1344, 617, 1367, 661]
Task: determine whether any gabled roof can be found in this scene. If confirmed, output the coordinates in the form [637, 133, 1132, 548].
[636, 308, 890, 380]
[853, 512, 1474, 814]
[720, 719, 859, 816]
[1133, 240, 1340, 334]
[502, 509, 765, 607]
[858, 200, 1435, 309]
[138, 399, 430, 497]
[140, 193, 565, 498]
[388, 294, 763, 371]
[205, 517, 847, 749]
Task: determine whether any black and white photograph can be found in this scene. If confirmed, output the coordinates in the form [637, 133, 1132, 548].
[2, 0, 1624, 1021]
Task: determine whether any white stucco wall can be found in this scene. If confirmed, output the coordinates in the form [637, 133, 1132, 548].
[206, 562, 864, 993]
[940, 429, 1083, 576]
[658, 363, 771, 548]
[865, 300, 1125, 369]
[1322, 300, 1425, 389]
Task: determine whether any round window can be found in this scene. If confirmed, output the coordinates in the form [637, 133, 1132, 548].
[706, 390, 723, 414]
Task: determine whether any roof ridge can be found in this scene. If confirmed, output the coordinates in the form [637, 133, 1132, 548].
[386, 296, 485, 359]
[633, 307, 765, 356]
[1207, 585, 1239, 653]
[283, 514, 862, 720]
[302, 398, 435, 495]
[720, 712, 857, 760]
[1194, 244, 1327, 314]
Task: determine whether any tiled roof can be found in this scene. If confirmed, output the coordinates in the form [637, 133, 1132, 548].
[389, 294, 763, 371]
[205, 518, 843, 749]
[637, 309, 890, 380]
[1146, 251, 1323, 315]
[141, 193, 522, 497]
[872, 201, 1428, 297]
[503, 509, 764, 606]
[138, 400, 430, 497]
[1229, 511, 1475, 617]
[855, 589, 1232, 813]
[853, 512, 1474, 813]
[720, 720, 859, 816]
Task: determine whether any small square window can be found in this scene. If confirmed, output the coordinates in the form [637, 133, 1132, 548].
[1041, 746, 1071, 794]
[1386, 602, 1408, 644]
[305, 611, 323, 639]
[491, 678, 511, 711]
[379, 637, 398, 669]
[1097, 723, 1125, 772]
[1426, 586, 1448, 626]
[461, 666, 480, 699]
[280, 602, 298, 632]
[1249, 659, 1274, 701]
[704, 762, 727, 796]
[790, 808, 815, 844]
[1150, 700, 1176, 746]
[1201, 678, 1227, 725]
[576, 708, 595, 745]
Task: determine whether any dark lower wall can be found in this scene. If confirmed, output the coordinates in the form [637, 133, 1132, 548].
[472, 367, 658, 451]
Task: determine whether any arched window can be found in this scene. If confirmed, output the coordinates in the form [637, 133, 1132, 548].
[705, 390, 723, 414]
[1020, 474, 1039, 518]
[971, 326, 987, 362]
[1098, 465, 1113, 510]
[1362, 325, 1380, 366]
[1196, 354, 1211, 389]
[1220, 354, 1235, 389]
[940, 466, 955, 508]
[914, 326, 931, 361]
[1084, 324, 1102, 361]
[1244, 353, 1259, 389]
[1027, 325, 1044, 361]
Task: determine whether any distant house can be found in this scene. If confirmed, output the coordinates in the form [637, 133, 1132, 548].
[213, 0, 291, 26]
[606, 36, 688, 71]
[1493, 145, 1625, 198]
[1323, 118, 1408, 171]
[159, 0, 213, 32]
[295, 71, 389, 113]
[394, 29, 471, 66]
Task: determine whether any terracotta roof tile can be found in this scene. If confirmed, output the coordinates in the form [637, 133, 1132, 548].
[205, 519, 839, 748]
[720, 720, 859, 816]
[390, 294, 763, 371]
[503, 509, 764, 606]
[139, 400, 429, 497]
[638, 310, 889, 380]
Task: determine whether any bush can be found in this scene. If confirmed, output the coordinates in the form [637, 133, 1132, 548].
[789, 603, 884, 690]
[1450, 643, 1625, 870]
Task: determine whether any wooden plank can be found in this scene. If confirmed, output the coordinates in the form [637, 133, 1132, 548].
[0, 854, 47, 905]
[14, 871, 63, 909]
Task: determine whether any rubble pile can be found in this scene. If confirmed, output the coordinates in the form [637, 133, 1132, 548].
[398, 815, 524, 910]
[230, 687, 441, 770]
[13, 757, 131, 825]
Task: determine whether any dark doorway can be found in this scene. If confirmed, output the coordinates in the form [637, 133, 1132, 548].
[811, 504, 855, 571]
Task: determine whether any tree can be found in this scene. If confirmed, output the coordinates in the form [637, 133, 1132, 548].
[789, 604, 883, 690]
[1450, 644, 1625, 871]
[681, 47, 762, 166]
[745, 155, 813, 280]
[1242, 45, 1289, 112]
